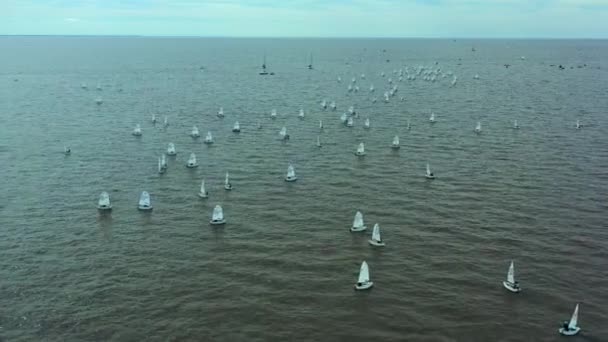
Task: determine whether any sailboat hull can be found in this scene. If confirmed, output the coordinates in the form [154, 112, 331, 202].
[425, 175, 435, 179]
[198, 192, 208, 199]
[559, 327, 580, 336]
[210, 219, 226, 225]
[391, 145, 400, 150]
[97, 205, 112, 211]
[224, 185, 233, 190]
[354, 281, 374, 290]
[350, 226, 367, 232]
[368, 239, 386, 247]
[138, 205, 153, 211]
[285, 176, 297, 182]
[354, 152, 365, 156]
[502, 281, 521, 293]
[186, 163, 198, 168]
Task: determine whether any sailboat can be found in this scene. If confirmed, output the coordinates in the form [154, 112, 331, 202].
[298, 109, 305, 119]
[475, 121, 482, 133]
[307, 52, 313, 70]
[319, 120, 323, 130]
[576, 120, 581, 129]
[279, 127, 289, 140]
[429, 112, 436, 123]
[340, 113, 348, 124]
[346, 117, 354, 127]
[191, 126, 200, 138]
[321, 99, 327, 109]
[425, 163, 435, 179]
[364, 118, 371, 129]
[198, 179, 209, 198]
[217, 107, 224, 118]
[391, 136, 400, 149]
[224, 172, 233, 190]
[204, 131, 214, 144]
[95, 97, 103, 105]
[350, 211, 367, 232]
[97, 191, 112, 210]
[167, 143, 177, 156]
[210, 204, 226, 225]
[502, 261, 521, 293]
[369, 84, 375, 92]
[270, 109, 277, 119]
[132, 124, 142, 136]
[259, 54, 274, 75]
[559, 304, 581, 336]
[285, 164, 297, 182]
[355, 142, 365, 156]
[513, 120, 519, 129]
[368, 223, 385, 247]
[330, 101, 336, 111]
[186, 153, 198, 168]
[407, 119, 411, 130]
[163, 116, 169, 127]
[160, 154, 167, 169]
[232, 121, 241, 133]
[81, 82, 88, 89]
[316, 135, 322, 148]
[138, 191, 153, 211]
[64, 146, 71, 155]
[158, 157, 165, 174]
[354, 261, 373, 290]
[348, 105, 355, 116]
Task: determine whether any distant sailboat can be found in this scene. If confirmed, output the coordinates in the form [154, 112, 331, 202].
[270, 109, 277, 119]
[97, 191, 112, 210]
[257, 120, 262, 129]
[298, 109, 305, 119]
[191, 126, 200, 138]
[204, 131, 214, 144]
[407, 119, 411, 130]
[576, 120, 581, 129]
[232, 121, 241, 133]
[321, 99, 327, 109]
[340, 113, 348, 124]
[81, 82, 88, 89]
[224, 172, 233, 190]
[138, 191, 153, 211]
[307, 52, 313, 70]
[210, 204, 226, 225]
[425, 163, 435, 179]
[167, 143, 176, 156]
[364, 118, 370, 129]
[163, 116, 169, 127]
[368, 223, 385, 247]
[319, 120, 323, 130]
[64, 146, 71, 155]
[132, 124, 142, 136]
[475, 121, 482, 133]
[157, 157, 165, 174]
[369, 84, 375, 92]
[285, 164, 297, 182]
[429, 112, 436, 123]
[355, 142, 365, 156]
[346, 117, 354, 127]
[330, 101, 337, 111]
[350, 211, 367, 232]
[559, 304, 581, 336]
[198, 179, 209, 198]
[348, 105, 355, 116]
[160, 154, 167, 170]
[391, 136, 400, 149]
[502, 261, 521, 293]
[186, 153, 198, 168]
[95, 97, 103, 105]
[217, 107, 224, 118]
[279, 126, 289, 140]
[316, 135, 322, 148]
[259, 54, 274, 75]
[354, 261, 373, 290]
[513, 120, 519, 129]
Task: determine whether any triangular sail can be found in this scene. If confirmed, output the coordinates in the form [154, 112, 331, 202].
[200, 180, 206, 194]
[188, 153, 196, 164]
[372, 224, 381, 242]
[225, 172, 230, 185]
[476, 121, 482, 131]
[139, 191, 150, 207]
[353, 211, 364, 228]
[393, 136, 399, 146]
[161, 154, 167, 167]
[279, 127, 287, 137]
[192, 126, 199, 135]
[205, 131, 213, 142]
[99, 192, 110, 206]
[426, 163, 432, 176]
[507, 261, 515, 284]
[358, 261, 370, 283]
[212, 205, 224, 221]
[234, 121, 240, 130]
[357, 142, 365, 154]
[568, 304, 579, 330]
[158, 157, 162, 172]
[287, 164, 296, 178]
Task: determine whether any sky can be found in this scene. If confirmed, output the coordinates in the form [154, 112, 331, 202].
[1, 0, 608, 38]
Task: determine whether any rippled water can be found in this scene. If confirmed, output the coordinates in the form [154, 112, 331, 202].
[1, 37, 607, 341]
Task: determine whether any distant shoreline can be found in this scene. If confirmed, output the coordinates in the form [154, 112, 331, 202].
[0, 35, 606, 40]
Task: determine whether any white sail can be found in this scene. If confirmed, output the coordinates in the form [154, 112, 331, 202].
[353, 211, 365, 229]
[299, 109, 305, 118]
[356, 142, 365, 155]
[340, 113, 347, 123]
[199, 179, 207, 197]
[161, 154, 167, 168]
[346, 117, 354, 127]
[316, 135, 322, 147]
[321, 99, 327, 108]
[568, 304, 579, 330]
[507, 261, 515, 284]
[133, 124, 142, 135]
[158, 157, 162, 173]
[212, 205, 224, 221]
[475, 121, 482, 132]
[369, 84, 375, 92]
[513, 120, 519, 129]
[576, 120, 580, 129]
[364, 118, 370, 128]
[407, 120, 411, 130]
[319, 120, 323, 129]
[392, 135, 399, 146]
[429, 112, 436, 122]
[372, 224, 381, 242]
[330, 101, 336, 110]
[348, 106, 355, 115]
[218, 107, 224, 117]
[167, 143, 176, 155]
[163, 116, 168, 126]
[279, 127, 287, 138]
[286, 164, 296, 178]
[233, 121, 240, 131]
[191, 126, 200, 137]
[426, 163, 432, 177]
[98, 191, 111, 208]
[151, 113, 157, 123]
[358, 261, 370, 283]
[225, 172, 230, 186]
[205, 131, 213, 143]
[271, 109, 277, 118]
[138, 191, 151, 208]
[187, 153, 197, 166]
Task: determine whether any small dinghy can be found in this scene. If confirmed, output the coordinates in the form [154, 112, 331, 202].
[298, 109, 305, 119]
[350, 211, 367, 232]
[198, 179, 209, 198]
[232, 121, 241, 133]
[132, 124, 142, 136]
[576, 120, 581, 129]
[475, 121, 482, 133]
[285, 164, 297, 182]
[429, 112, 436, 123]
[186, 153, 198, 168]
[319, 120, 323, 130]
[354, 261, 373, 290]
[279, 127, 289, 140]
[355, 142, 365, 156]
[97, 191, 112, 210]
[346, 117, 354, 127]
[391, 136, 400, 149]
[368, 223, 385, 247]
[210, 204, 226, 225]
[321, 99, 327, 109]
[559, 304, 581, 336]
[330, 101, 337, 111]
[95, 97, 103, 105]
[348, 106, 355, 116]
[502, 261, 521, 293]
[316, 135, 322, 148]
[407, 119, 411, 130]
[167, 143, 177, 156]
[191, 126, 200, 138]
[270, 109, 277, 119]
[160, 154, 167, 169]
[513, 120, 519, 129]
[64, 146, 71, 155]
[204, 131, 214, 144]
[163, 116, 169, 127]
[257, 120, 262, 129]
[340, 113, 348, 124]
[364, 118, 371, 129]
[158, 157, 165, 174]
[81, 82, 88, 89]
[224, 172, 233, 190]
[217, 107, 224, 118]
[151, 114, 157, 123]
[138, 191, 153, 211]
[425, 163, 435, 179]
[369, 84, 375, 92]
